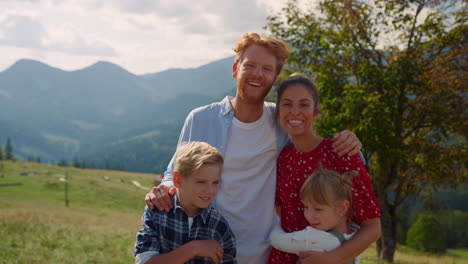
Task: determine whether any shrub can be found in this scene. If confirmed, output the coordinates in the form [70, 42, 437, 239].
[406, 214, 446, 253]
[439, 210, 468, 248]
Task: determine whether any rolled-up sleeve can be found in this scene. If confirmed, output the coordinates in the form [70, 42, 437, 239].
[135, 251, 159, 264]
[134, 207, 161, 260]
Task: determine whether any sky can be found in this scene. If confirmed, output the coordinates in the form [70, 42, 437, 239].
[0, 0, 292, 75]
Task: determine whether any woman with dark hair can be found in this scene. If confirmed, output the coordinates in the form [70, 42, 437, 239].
[268, 73, 381, 264]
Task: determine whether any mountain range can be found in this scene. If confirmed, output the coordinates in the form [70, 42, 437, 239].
[0, 57, 236, 172]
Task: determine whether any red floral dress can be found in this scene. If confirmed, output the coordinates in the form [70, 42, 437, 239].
[268, 139, 381, 264]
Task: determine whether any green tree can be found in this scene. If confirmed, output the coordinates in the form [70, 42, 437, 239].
[440, 210, 468, 248]
[267, 0, 467, 261]
[72, 156, 81, 168]
[406, 214, 445, 253]
[0, 145, 3, 160]
[57, 159, 68, 167]
[5, 138, 14, 160]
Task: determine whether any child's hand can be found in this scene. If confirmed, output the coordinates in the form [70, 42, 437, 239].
[188, 239, 223, 264]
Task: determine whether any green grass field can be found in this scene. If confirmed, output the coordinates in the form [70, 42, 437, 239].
[0, 160, 151, 264]
[0, 161, 467, 263]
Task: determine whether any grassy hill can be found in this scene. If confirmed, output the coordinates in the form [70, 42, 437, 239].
[0, 161, 466, 264]
[0, 160, 155, 263]
[0, 160, 155, 212]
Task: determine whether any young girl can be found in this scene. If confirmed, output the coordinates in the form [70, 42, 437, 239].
[268, 73, 381, 264]
[270, 168, 361, 263]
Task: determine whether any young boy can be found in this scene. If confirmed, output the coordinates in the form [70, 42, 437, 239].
[134, 141, 236, 264]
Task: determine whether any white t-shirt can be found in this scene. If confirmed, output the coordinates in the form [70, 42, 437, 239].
[215, 104, 279, 264]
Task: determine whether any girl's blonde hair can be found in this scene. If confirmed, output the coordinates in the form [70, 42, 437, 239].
[174, 141, 223, 177]
[300, 168, 357, 209]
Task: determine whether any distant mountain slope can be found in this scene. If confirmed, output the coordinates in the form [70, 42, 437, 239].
[0, 57, 236, 170]
[142, 56, 236, 98]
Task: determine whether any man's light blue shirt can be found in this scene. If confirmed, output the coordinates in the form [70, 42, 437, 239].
[162, 96, 289, 186]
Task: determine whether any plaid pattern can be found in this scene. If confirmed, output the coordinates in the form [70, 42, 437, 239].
[135, 195, 236, 264]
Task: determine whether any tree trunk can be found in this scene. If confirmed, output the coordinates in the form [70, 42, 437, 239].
[376, 200, 397, 262]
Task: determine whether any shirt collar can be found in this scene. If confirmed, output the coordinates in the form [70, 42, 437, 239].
[221, 96, 234, 117]
[173, 194, 211, 224]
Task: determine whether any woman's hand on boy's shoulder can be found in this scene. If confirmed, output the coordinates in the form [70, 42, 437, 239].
[332, 130, 362, 156]
[145, 184, 176, 212]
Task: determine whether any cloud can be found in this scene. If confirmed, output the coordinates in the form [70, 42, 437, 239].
[0, 13, 116, 56]
[114, 0, 192, 16]
[108, 0, 270, 35]
[43, 24, 116, 56]
[1, 0, 40, 2]
[113, 0, 158, 14]
[126, 17, 157, 31]
[0, 14, 45, 49]
[0, 0, 290, 74]
[203, 0, 269, 31]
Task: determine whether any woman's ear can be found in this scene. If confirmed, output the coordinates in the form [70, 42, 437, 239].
[313, 107, 321, 118]
[173, 171, 181, 188]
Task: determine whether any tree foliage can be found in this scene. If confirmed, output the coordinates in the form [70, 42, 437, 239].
[267, 0, 467, 261]
[406, 214, 446, 253]
[5, 138, 14, 161]
[397, 194, 468, 248]
[438, 209, 468, 248]
[57, 159, 68, 167]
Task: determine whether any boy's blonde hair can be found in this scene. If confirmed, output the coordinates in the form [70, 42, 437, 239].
[174, 141, 223, 177]
[300, 168, 357, 209]
[233, 33, 290, 75]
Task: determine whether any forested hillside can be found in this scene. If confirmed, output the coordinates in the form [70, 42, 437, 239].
[0, 57, 236, 172]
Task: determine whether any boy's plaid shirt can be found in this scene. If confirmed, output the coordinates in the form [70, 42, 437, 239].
[134, 195, 237, 264]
